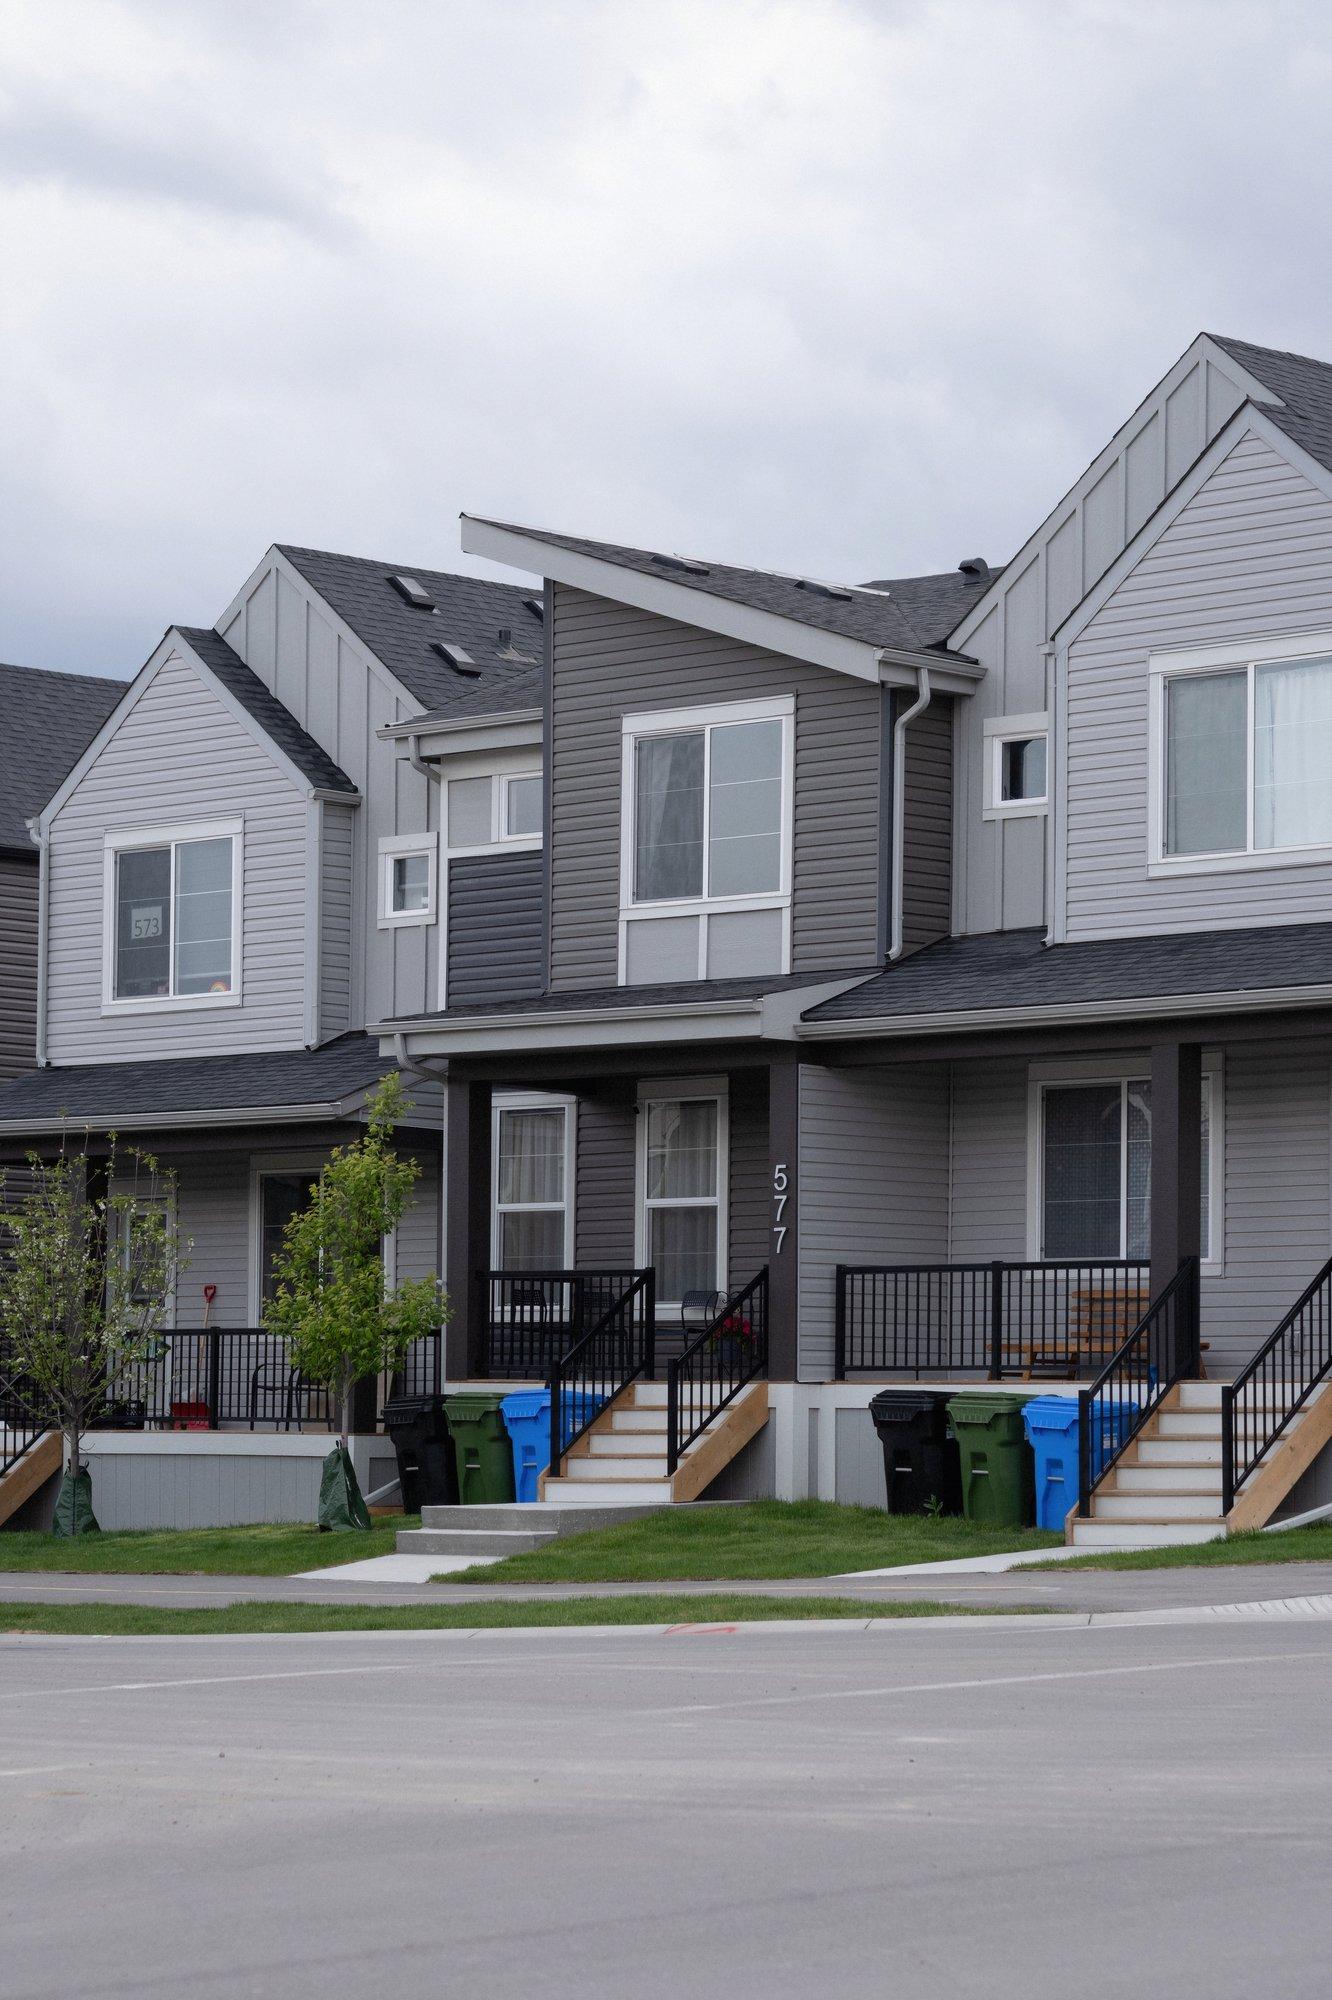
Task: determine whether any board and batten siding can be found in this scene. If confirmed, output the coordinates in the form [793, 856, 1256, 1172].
[319, 803, 355, 1039]
[548, 586, 882, 990]
[45, 651, 310, 1063]
[446, 850, 544, 1006]
[797, 1064, 950, 1378]
[0, 852, 38, 1076]
[1063, 428, 1332, 937]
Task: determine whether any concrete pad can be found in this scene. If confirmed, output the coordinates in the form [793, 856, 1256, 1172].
[832, 1540, 1159, 1578]
[295, 1553, 497, 1583]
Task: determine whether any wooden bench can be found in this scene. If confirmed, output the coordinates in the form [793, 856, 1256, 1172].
[1019, 1287, 1148, 1380]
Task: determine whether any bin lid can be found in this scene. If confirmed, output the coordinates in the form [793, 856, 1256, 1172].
[500, 1391, 551, 1420]
[945, 1392, 1029, 1426]
[869, 1390, 951, 1421]
[442, 1391, 509, 1417]
[1020, 1395, 1082, 1436]
[381, 1393, 447, 1421]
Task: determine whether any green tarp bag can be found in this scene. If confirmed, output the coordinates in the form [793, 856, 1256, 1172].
[317, 1442, 372, 1532]
[52, 1466, 100, 1538]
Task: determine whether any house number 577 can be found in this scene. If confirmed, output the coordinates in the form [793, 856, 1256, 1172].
[772, 1163, 790, 1255]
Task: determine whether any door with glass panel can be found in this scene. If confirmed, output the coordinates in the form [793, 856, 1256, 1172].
[640, 1096, 724, 1308]
[491, 1099, 573, 1368]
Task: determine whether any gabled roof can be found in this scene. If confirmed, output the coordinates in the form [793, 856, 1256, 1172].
[0, 661, 127, 855]
[1206, 334, 1332, 481]
[276, 544, 543, 716]
[858, 565, 1003, 648]
[463, 517, 975, 659]
[176, 628, 357, 796]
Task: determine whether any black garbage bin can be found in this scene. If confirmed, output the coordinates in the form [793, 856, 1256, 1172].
[381, 1394, 458, 1511]
[868, 1390, 962, 1515]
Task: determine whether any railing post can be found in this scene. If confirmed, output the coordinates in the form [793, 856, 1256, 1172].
[1180, 1255, 1201, 1380]
[643, 1269, 657, 1382]
[549, 1363, 562, 1480]
[1220, 1382, 1235, 1518]
[206, 1328, 221, 1431]
[988, 1261, 1005, 1380]
[666, 1358, 679, 1478]
[1077, 1387, 1092, 1516]
[834, 1265, 847, 1381]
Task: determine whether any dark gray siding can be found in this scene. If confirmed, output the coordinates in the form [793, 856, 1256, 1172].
[0, 852, 38, 1077]
[549, 586, 882, 990]
[446, 851, 544, 1006]
[575, 1096, 637, 1267]
[727, 1070, 769, 1285]
[900, 696, 953, 954]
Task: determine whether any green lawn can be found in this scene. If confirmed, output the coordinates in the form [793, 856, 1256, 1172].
[1042, 1522, 1332, 1571]
[0, 1594, 1023, 1638]
[453, 1500, 1063, 1584]
[0, 1518, 419, 1576]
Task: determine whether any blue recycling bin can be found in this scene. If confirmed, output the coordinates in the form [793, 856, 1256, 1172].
[1022, 1394, 1140, 1530]
[500, 1390, 606, 1503]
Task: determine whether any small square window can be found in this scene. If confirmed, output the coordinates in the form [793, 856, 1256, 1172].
[391, 852, 432, 913]
[504, 774, 542, 840]
[380, 839, 436, 925]
[999, 736, 1047, 803]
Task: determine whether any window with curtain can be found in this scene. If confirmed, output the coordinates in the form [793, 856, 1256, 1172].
[113, 833, 234, 1000]
[632, 717, 785, 903]
[1163, 655, 1332, 858]
[493, 1104, 569, 1269]
[1040, 1079, 1212, 1261]
[641, 1097, 721, 1303]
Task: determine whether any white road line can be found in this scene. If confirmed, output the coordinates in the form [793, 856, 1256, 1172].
[637, 1649, 1313, 1716]
[0, 1762, 91, 1778]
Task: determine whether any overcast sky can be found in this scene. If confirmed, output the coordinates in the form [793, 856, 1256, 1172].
[4, 0, 1332, 680]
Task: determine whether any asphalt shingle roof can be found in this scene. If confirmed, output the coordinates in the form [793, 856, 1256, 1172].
[804, 920, 1332, 1025]
[0, 661, 127, 854]
[857, 566, 1002, 648]
[0, 1033, 392, 1129]
[1208, 334, 1332, 480]
[177, 628, 357, 796]
[391, 969, 876, 1026]
[277, 545, 544, 717]
[468, 518, 980, 660]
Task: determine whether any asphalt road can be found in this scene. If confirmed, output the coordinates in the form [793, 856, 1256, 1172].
[2, 1617, 1330, 1999]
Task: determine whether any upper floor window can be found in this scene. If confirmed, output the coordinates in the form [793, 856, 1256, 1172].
[502, 774, 542, 840]
[983, 713, 1048, 819]
[619, 697, 793, 984]
[446, 770, 543, 851]
[379, 834, 438, 928]
[1153, 644, 1332, 868]
[104, 820, 240, 1009]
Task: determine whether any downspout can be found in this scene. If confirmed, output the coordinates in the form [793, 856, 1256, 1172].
[28, 815, 48, 1066]
[405, 733, 444, 1014]
[888, 666, 931, 962]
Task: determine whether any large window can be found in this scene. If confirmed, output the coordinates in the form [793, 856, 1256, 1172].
[105, 822, 239, 1006]
[491, 1098, 573, 1270]
[1037, 1075, 1215, 1264]
[1157, 650, 1332, 863]
[620, 699, 792, 983]
[638, 1092, 726, 1305]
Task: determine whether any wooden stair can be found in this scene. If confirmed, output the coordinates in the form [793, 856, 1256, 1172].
[0, 1432, 61, 1529]
[539, 1380, 769, 1505]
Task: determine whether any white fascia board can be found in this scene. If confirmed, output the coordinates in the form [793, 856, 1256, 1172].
[379, 711, 544, 759]
[796, 980, 1332, 1042]
[381, 997, 769, 1059]
[37, 637, 177, 832]
[0, 1099, 363, 1136]
[461, 516, 890, 685]
[877, 649, 984, 695]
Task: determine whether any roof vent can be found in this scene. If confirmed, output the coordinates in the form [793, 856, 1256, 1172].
[497, 626, 511, 647]
[524, 595, 544, 619]
[650, 552, 709, 576]
[958, 557, 989, 584]
[430, 640, 482, 677]
[794, 578, 853, 602]
[389, 574, 436, 609]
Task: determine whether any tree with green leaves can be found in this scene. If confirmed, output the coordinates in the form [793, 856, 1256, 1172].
[263, 1074, 446, 1525]
[0, 1136, 184, 1533]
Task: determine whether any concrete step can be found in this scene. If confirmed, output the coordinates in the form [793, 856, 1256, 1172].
[1176, 1382, 1226, 1410]
[564, 1456, 668, 1483]
[1157, 1411, 1224, 1439]
[608, 1407, 668, 1434]
[1115, 1464, 1223, 1494]
[398, 1526, 560, 1557]
[631, 1382, 669, 1407]
[1095, 1492, 1225, 1523]
[416, 1500, 670, 1535]
[1138, 1439, 1221, 1466]
[1069, 1520, 1227, 1549]
[587, 1432, 667, 1459]
[543, 1477, 673, 1506]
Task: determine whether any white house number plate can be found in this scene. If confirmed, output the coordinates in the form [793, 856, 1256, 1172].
[772, 1162, 790, 1255]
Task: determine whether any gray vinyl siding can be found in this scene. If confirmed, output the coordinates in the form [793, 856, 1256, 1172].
[797, 1064, 951, 1378]
[319, 803, 355, 1039]
[1064, 428, 1332, 938]
[945, 1058, 1031, 1260]
[0, 852, 37, 1076]
[727, 1070, 769, 1285]
[446, 850, 544, 1006]
[45, 651, 310, 1064]
[548, 586, 881, 990]
[394, 1143, 442, 1284]
[174, 1154, 253, 1327]
[575, 1098, 637, 1267]
[900, 697, 954, 953]
[952, 342, 1258, 936]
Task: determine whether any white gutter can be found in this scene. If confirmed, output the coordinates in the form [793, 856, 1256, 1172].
[27, 814, 49, 1067]
[888, 666, 931, 963]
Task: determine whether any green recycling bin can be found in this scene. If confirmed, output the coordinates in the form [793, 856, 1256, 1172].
[443, 1392, 515, 1505]
[945, 1393, 1035, 1529]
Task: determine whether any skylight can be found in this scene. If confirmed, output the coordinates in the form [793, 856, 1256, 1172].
[430, 640, 481, 676]
[389, 575, 435, 609]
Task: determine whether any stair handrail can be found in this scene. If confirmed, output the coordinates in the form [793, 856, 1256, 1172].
[666, 1269, 769, 1477]
[0, 1344, 47, 1482]
[1077, 1257, 1200, 1518]
[547, 1270, 656, 1479]
[1221, 1254, 1332, 1515]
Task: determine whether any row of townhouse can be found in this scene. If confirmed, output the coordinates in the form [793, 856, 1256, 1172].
[5, 329, 1332, 1534]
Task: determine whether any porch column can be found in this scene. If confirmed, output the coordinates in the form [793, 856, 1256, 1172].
[1149, 1041, 1202, 1362]
[767, 1052, 801, 1382]
[444, 1075, 492, 1381]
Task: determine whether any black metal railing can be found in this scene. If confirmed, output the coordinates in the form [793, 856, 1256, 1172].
[666, 1269, 768, 1477]
[102, 1330, 335, 1431]
[478, 1269, 650, 1379]
[1077, 1257, 1200, 1517]
[0, 1344, 46, 1482]
[835, 1261, 1150, 1379]
[1222, 1256, 1332, 1515]
[394, 1334, 442, 1399]
[548, 1271, 656, 1478]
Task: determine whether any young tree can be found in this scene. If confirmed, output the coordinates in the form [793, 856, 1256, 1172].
[0, 1137, 183, 1532]
[263, 1074, 446, 1525]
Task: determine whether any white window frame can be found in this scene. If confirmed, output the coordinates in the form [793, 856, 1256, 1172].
[499, 771, 543, 844]
[983, 711, 1049, 820]
[247, 1151, 328, 1322]
[490, 1093, 576, 1269]
[379, 832, 439, 929]
[1148, 630, 1332, 875]
[618, 697, 794, 983]
[1024, 1054, 1223, 1275]
[102, 817, 243, 1013]
[634, 1078, 729, 1306]
[444, 770, 543, 859]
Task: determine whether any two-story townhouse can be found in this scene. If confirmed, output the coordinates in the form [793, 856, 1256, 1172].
[383, 333, 1332, 1540]
[0, 549, 546, 1446]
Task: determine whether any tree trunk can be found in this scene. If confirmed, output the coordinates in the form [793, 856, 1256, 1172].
[339, 1365, 355, 1449]
[67, 1426, 81, 1479]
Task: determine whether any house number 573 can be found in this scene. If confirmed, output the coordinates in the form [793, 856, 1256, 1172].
[772, 1163, 791, 1255]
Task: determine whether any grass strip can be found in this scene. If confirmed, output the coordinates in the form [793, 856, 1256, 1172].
[1036, 1522, 1332, 1571]
[0, 1520, 419, 1577]
[0, 1595, 1031, 1637]
[451, 1499, 1062, 1584]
